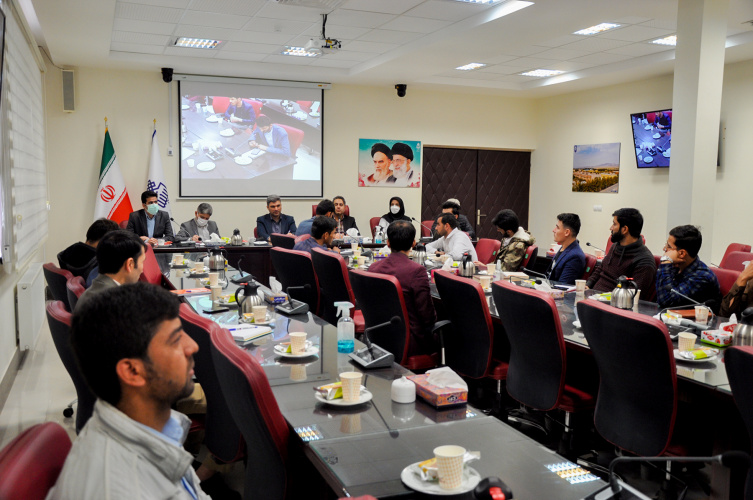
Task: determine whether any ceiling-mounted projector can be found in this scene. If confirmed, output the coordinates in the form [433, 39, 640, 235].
[304, 37, 341, 55]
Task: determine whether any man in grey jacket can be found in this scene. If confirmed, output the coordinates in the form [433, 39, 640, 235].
[175, 202, 221, 242]
[48, 282, 211, 499]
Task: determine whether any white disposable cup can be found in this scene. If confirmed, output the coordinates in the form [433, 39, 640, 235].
[172, 254, 183, 265]
[594, 249, 605, 258]
[208, 272, 219, 286]
[434, 445, 466, 490]
[252, 305, 268, 323]
[486, 263, 496, 274]
[157, 239, 165, 246]
[289, 332, 307, 354]
[357, 256, 367, 267]
[340, 414, 362, 434]
[678, 332, 697, 352]
[192, 142, 199, 151]
[339, 371, 362, 402]
[353, 248, 362, 259]
[195, 102, 201, 112]
[210, 285, 221, 302]
[479, 276, 492, 289]
[351, 242, 359, 251]
[575, 280, 586, 293]
[289, 365, 307, 382]
[187, 159, 195, 168]
[695, 306, 710, 325]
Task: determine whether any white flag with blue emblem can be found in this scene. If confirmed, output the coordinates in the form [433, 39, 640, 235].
[146, 129, 171, 218]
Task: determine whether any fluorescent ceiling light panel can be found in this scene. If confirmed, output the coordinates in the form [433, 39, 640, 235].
[520, 69, 565, 77]
[281, 46, 320, 57]
[456, 62, 487, 71]
[450, 0, 504, 4]
[651, 35, 677, 46]
[573, 23, 620, 36]
[174, 37, 222, 49]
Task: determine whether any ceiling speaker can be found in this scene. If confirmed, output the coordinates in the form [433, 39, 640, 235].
[62, 69, 75, 113]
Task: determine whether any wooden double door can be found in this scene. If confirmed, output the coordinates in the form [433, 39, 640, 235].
[421, 148, 531, 239]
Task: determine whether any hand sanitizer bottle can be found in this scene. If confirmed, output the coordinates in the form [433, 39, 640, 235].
[335, 301, 355, 353]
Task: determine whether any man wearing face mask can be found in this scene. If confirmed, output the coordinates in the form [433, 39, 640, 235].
[126, 190, 174, 245]
[175, 203, 220, 243]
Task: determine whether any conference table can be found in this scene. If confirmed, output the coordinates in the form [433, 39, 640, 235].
[165, 265, 608, 499]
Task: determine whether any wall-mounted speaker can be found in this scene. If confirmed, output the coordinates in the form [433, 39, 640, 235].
[62, 69, 75, 112]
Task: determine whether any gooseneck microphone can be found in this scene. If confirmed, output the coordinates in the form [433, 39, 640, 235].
[410, 217, 435, 238]
[586, 242, 606, 253]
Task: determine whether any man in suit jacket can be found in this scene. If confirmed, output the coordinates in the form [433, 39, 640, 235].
[257, 194, 296, 241]
[126, 190, 174, 245]
[369, 220, 437, 357]
[175, 203, 220, 242]
[75, 230, 146, 312]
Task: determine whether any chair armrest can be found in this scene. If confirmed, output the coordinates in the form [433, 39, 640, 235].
[432, 320, 452, 366]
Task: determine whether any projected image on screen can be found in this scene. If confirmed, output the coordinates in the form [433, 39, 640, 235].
[179, 78, 323, 198]
[630, 109, 671, 168]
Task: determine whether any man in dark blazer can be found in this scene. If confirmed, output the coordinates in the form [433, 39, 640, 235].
[175, 203, 220, 242]
[369, 220, 437, 357]
[256, 194, 296, 241]
[333, 195, 359, 235]
[126, 190, 174, 245]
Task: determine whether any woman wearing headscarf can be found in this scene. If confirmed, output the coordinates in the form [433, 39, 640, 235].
[378, 196, 411, 230]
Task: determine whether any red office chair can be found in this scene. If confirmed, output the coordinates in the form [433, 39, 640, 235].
[254, 227, 259, 239]
[0, 422, 72, 500]
[492, 281, 594, 438]
[369, 217, 381, 238]
[270, 233, 296, 250]
[350, 269, 447, 371]
[313, 204, 349, 217]
[581, 254, 598, 281]
[421, 220, 434, 238]
[138, 244, 174, 289]
[209, 325, 291, 499]
[724, 346, 753, 498]
[720, 243, 752, 268]
[43, 263, 74, 311]
[296, 100, 313, 113]
[605, 234, 646, 254]
[475, 238, 501, 265]
[118, 220, 128, 229]
[434, 270, 508, 413]
[211, 96, 230, 114]
[277, 124, 304, 157]
[712, 267, 740, 297]
[310, 247, 365, 332]
[270, 247, 321, 315]
[179, 304, 245, 464]
[295, 234, 311, 244]
[520, 245, 538, 271]
[720, 251, 753, 272]
[242, 98, 263, 120]
[65, 276, 86, 312]
[46, 301, 95, 433]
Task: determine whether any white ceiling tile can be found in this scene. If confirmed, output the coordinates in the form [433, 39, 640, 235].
[262, 54, 316, 65]
[230, 30, 295, 44]
[357, 29, 423, 44]
[118, 0, 191, 8]
[569, 52, 633, 65]
[318, 50, 374, 61]
[496, 74, 539, 83]
[112, 31, 171, 45]
[302, 24, 372, 39]
[606, 42, 674, 57]
[309, 58, 360, 68]
[533, 47, 592, 60]
[222, 40, 276, 53]
[612, 16, 652, 25]
[181, 10, 249, 29]
[599, 25, 674, 42]
[379, 15, 451, 33]
[535, 34, 582, 48]
[479, 65, 526, 75]
[639, 19, 677, 30]
[340, 40, 399, 53]
[113, 19, 176, 36]
[174, 26, 236, 40]
[499, 45, 548, 57]
[164, 46, 219, 57]
[240, 18, 314, 35]
[187, 0, 265, 16]
[115, 3, 184, 23]
[562, 37, 632, 52]
[455, 71, 507, 81]
[483, 54, 520, 65]
[325, 9, 397, 29]
[404, 0, 485, 21]
[213, 51, 268, 62]
[110, 42, 166, 55]
[340, 0, 424, 15]
[501, 56, 560, 68]
[255, 3, 323, 22]
[544, 60, 597, 72]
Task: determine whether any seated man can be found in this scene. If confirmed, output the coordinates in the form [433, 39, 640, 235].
[223, 97, 256, 130]
[248, 115, 291, 157]
[76, 230, 146, 312]
[48, 282, 210, 499]
[655, 225, 721, 311]
[333, 195, 359, 234]
[126, 190, 174, 245]
[430, 199, 476, 240]
[296, 199, 335, 236]
[293, 216, 339, 254]
[546, 213, 586, 285]
[586, 208, 656, 293]
[370, 221, 437, 357]
[175, 203, 220, 242]
[721, 260, 753, 318]
[491, 209, 535, 272]
[57, 218, 119, 281]
[257, 195, 296, 241]
[426, 213, 477, 261]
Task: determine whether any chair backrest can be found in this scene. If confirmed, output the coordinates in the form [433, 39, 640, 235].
[421, 220, 434, 238]
[577, 300, 677, 456]
[349, 270, 410, 365]
[491, 281, 566, 410]
[605, 235, 645, 255]
[720, 243, 752, 269]
[43, 263, 73, 311]
[369, 217, 381, 238]
[712, 266, 739, 297]
[521, 245, 538, 271]
[270, 233, 296, 250]
[433, 270, 493, 379]
[475, 238, 501, 265]
[720, 251, 753, 272]
[45, 301, 96, 433]
[277, 124, 304, 157]
[66, 276, 86, 312]
[211, 95, 230, 114]
[581, 253, 598, 281]
[179, 304, 245, 463]
[139, 244, 164, 286]
[724, 346, 753, 497]
[209, 325, 289, 499]
[0, 422, 72, 500]
[242, 98, 263, 119]
[313, 204, 349, 217]
[254, 227, 259, 239]
[118, 220, 128, 229]
[310, 247, 356, 325]
[269, 247, 321, 315]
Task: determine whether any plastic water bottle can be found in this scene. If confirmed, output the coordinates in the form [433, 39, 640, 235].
[375, 226, 383, 244]
[335, 301, 355, 353]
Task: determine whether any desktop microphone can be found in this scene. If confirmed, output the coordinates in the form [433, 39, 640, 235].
[669, 288, 716, 323]
[473, 477, 514, 500]
[275, 284, 311, 315]
[410, 217, 435, 238]
[586, 242, 606, 253]
[349, 317, 400, 369]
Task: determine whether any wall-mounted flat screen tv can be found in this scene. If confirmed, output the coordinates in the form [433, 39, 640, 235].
[630, 109, 671, 168]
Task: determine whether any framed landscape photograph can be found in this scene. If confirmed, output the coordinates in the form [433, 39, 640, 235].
[572, 143, 620, 193]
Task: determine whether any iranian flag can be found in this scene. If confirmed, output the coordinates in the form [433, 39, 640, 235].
[94, 129, 133, 223]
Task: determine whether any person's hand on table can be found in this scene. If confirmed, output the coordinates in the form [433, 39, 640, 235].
[230, 116, 242, 124]
[473, 260, 485, 269]
[249, 140, 259, 148]
[736, 260, 753, 288]
[147, 237, 158, 246]
[139, 236, 149, 242]
[191, 235, 200, 242]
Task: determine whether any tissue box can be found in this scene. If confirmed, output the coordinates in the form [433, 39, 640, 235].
[543, 289, 565, 300]
[263, 291, 288, 304]
[700, 330, 732, 347]
[406, 374, 467, 407]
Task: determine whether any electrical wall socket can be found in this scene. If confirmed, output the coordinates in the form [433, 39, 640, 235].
[167, 147, 174, 156]
[593, 205, 602, 212]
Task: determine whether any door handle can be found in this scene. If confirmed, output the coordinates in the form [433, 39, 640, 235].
[477, 209, 486, 226]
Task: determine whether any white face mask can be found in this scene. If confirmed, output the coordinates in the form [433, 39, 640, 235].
[390, 205, 400, 215]
[196, 217, 209, 227]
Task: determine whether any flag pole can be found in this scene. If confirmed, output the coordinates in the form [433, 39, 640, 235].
[104, 116, 108, 132]
[153, 118, 156, 131]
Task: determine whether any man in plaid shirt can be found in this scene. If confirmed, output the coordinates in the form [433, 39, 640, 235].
[655, 225, 721, 312]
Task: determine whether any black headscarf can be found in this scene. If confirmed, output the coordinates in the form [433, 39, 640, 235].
[382, 196, 411, 223]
